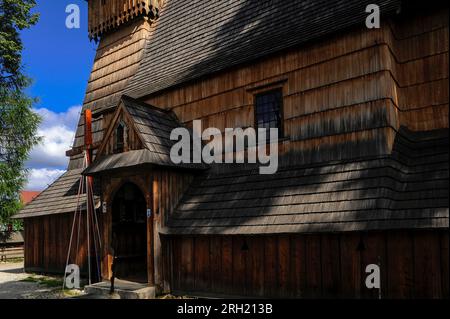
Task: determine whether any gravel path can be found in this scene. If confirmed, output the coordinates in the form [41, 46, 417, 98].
[0, 262, 83, 299]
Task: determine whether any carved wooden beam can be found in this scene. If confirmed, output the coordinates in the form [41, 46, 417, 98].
[66, 141, 102, 157]
[88, 0, 160, 40]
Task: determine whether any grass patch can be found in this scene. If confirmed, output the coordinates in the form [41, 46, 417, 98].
[20, 276, 39, 283]
[20, 275, 63, 288]
[5, 257, 24, 263]
[40, 277, 62, 287]
[63, 289, 84, 297]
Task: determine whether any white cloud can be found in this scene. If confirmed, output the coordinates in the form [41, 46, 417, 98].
[23, 105, 82, 190]
[25, 168, 65, 191]
[26, 105, 81, 170]
[27, 125, 76, 168]
[34, 105, 81, 130]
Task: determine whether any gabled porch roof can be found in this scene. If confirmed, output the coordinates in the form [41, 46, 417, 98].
[83, 95, 207, 175]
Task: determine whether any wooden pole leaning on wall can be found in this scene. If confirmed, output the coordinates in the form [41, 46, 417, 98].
[84, 109, 93, 285]
[84, 109, 93, 162]
[83, 109, 103, 285]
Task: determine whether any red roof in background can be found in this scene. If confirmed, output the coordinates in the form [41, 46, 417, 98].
[20, 191, 40, 204]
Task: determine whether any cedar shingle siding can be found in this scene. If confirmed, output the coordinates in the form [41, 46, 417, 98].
[166, 128, 449, 234]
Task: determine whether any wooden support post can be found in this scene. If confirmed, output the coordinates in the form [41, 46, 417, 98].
[84, 109, 93, 163]
[147, 186, 155, 286]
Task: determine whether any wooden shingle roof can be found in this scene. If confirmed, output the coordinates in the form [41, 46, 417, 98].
[123, 96, 184, 159]
[163, 128, 449, 234]
[14, 169, 101, 219]
[125, 0, 401, 100]
[83, 96, 207, 174]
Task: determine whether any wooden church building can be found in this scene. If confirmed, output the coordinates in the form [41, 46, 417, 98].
[15, 0, 449, 298]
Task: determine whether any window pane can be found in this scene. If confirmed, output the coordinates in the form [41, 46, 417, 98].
[255, 89, 283, 140]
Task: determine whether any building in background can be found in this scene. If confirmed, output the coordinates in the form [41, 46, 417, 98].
[0, 191, 39, 261]
[20, 191, 40, 205]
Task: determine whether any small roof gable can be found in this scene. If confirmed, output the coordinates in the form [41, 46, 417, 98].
[86, 96, 207, 175]
[122, 96, 182, 157]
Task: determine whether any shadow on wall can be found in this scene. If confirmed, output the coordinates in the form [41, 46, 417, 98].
[167, 126, 449, 234]
[176, 0, 397, 87]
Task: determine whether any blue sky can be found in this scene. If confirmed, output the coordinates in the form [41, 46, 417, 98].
[21, 1, 97, 190]
[22, 0, 96, 112]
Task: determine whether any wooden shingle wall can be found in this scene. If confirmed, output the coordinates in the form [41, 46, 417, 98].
[69, 17, 156, 169]
[384, 10, 448, 133]
[167, 129, 449, 235]
[143, 9, 448, 165]
[85, 18, 153, 112]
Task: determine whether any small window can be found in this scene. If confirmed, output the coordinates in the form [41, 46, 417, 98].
[115, 122, 125, 153]
[254, 89, 284, 140]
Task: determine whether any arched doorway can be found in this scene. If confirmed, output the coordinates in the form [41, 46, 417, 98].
[111, 183, 147, 283]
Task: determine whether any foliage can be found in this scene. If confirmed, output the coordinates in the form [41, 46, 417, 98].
[0, 0, 39, 90]
[0, 0, 40, 224]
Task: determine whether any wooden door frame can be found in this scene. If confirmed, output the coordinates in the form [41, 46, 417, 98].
[146, 177, 155, 286]
[101, 173, 155, 286]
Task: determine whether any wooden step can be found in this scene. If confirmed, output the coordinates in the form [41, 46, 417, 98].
[84, 279, 155, 299]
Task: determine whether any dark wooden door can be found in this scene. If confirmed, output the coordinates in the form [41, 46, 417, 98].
[111, 183, 147, 283]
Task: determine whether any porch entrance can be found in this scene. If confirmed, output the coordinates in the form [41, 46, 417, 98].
[111, 183, 147, 283]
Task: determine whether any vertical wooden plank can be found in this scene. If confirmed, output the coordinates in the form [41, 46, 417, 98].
[194, 236, 211, 291]
[305, 234, 322, 298]
[38, 216, 44, 270]
[50, 215, 57, 271]
[180, 236, 194, 291]
[221, 237, 233, 294]
[149, 175, 156, 286]
[164, 171, 169, 218]
[413, 231, 442, 298]
[161, 236, 171, 293]
[38, 217, 43, 269]
[321, 234, 341, 298]
[291, 235, 306, 298]
[264, 236, 278, 297]
[153, 222, 161, 288]
[360, 232, 387, 299]
[386, 231, 414, 298]
[440, 231, 449, 298]
[103, 197, 112, 280]
[57, 214, 64, 271]
[340, 233, 361, 298]
[59, 214, 66, 272]
[246, 236, 264, 297]
[147, 196, 155, 286]
[44, 216, 50, 271]
[209, 237, 222, 293]
[171, 237, 182, 291]
[60, 214, 67, 272]
[232, 237, 247, 296]
[278, 235, 290, 298]
[24, 219, 31, 269]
